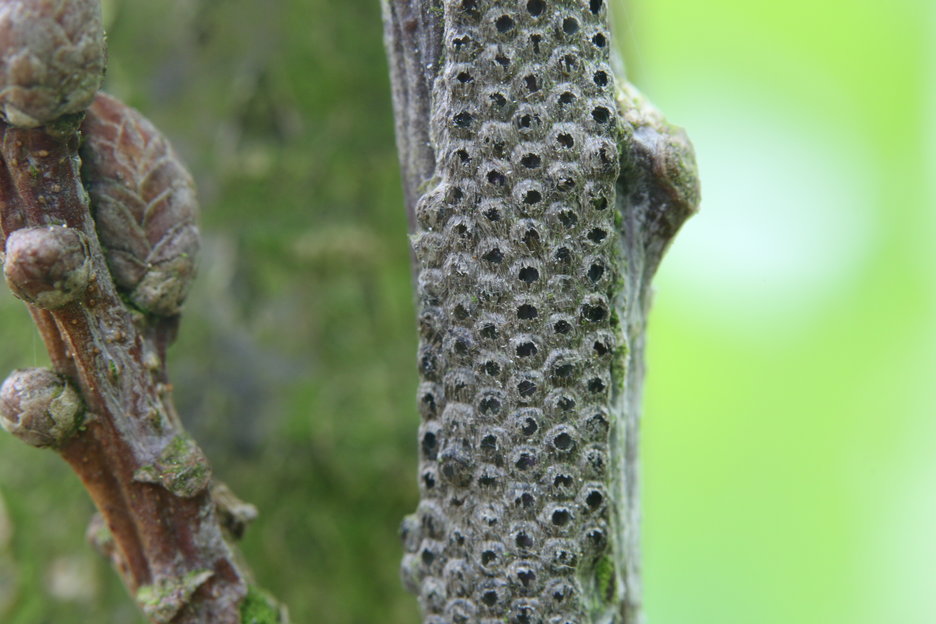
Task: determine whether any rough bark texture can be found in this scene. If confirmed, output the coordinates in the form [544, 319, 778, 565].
[383, 1, 699, 622]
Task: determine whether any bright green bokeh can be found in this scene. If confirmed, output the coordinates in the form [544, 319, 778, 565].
[0, 1, 931, 623]
[631, 1, 935, 622]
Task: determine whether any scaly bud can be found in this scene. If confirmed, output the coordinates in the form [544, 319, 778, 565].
[80, 93, 200, 316]
[0, 367, 82, 448]
[3, 225, 91, 309]
[0, 0, 105, 127]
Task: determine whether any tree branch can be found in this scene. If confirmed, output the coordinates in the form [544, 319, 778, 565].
[383, 1, 699, 622]
[0, 2, 285, 622]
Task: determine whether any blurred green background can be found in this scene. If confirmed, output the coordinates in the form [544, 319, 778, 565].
[0, 0, 931, 623]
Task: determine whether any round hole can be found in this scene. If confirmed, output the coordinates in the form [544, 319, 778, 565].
[517, 380, 537, 397]
[422, 432, 437, 458]
[554, 474, 573, 488]
[527, 0, 545, 16]
[551, 509, 571, 525]
[482, 248, 504, 263]
[517, 569, 536, 586]
[495, 15, 515, 32]
[517, 304, 538, 319]
[554, 363, 574, 378]
[480, 396, 501, 414]
[515, 452, 535, 470]
[518, 267, 539, 283]
[591, 107, 611, 123]
[453, 111, 473, 127]
[588, 228, 608, 242]
[515, 532, 533, 549]
[487, 170, 506, 185]
[586, 490, 604, 509]
[553, 432, 574, 450]
[582, 304, 606, 322]
[588, 263, 605, 282]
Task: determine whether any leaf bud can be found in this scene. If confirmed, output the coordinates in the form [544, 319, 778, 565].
[3, 225, 91, 309]
[0, 367, 82, 448]
[0, 0, 106, 127]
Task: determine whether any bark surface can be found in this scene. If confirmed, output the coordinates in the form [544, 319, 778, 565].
[383, 1, 699, 622]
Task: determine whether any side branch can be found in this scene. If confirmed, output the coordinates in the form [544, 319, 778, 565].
[0, 2, 286, 622]
[381, 0, 445, 228]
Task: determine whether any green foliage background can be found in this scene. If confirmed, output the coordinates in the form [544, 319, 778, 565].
[0, 0, 931, 622]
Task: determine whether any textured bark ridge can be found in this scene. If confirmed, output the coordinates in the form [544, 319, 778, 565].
[383, 1, 699, 623]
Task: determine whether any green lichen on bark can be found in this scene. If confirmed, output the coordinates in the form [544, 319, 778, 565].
[594, 554, 616, 605]
[239, 585, 286, 624]
[133, 434, 212, 498]
[136, 569, 214, 624]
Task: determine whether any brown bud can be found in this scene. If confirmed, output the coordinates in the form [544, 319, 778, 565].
[80, 93, 200, 316]
[0, 0, 105, 127]
[0, 368, 82, 448]
[3, 225, 91, 308]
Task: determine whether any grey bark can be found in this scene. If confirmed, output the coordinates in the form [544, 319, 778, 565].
[383, 1, 699, 622]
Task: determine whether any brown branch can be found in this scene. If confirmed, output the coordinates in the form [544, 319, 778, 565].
[0, 2, 285, 622]
[0, 107, 248, 624]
